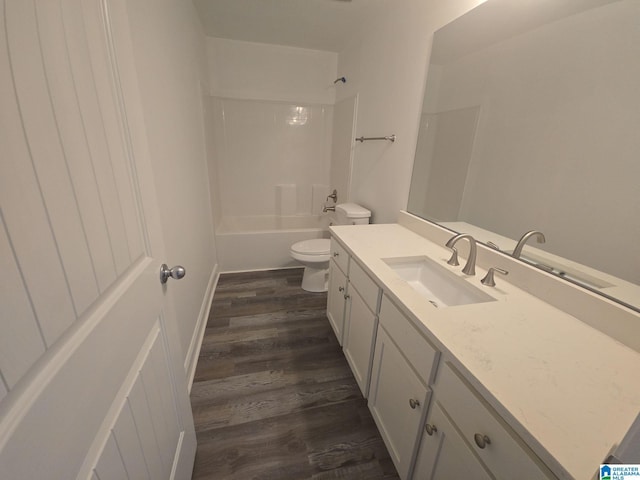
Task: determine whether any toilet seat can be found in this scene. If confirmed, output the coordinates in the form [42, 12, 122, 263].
[290, 239, 330, 263]
[291, 239, 330, 255]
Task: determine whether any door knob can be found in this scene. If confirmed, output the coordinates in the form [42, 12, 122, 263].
[160, 264, 186, 284]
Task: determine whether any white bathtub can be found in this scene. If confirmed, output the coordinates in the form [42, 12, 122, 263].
[215, 215, 331, 272]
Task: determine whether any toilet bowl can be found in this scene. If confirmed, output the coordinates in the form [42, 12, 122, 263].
[290, 203, 372, 292]
[290, 238, 330, 292]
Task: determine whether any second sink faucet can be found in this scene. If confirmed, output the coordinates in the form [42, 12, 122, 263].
[445, 233, 477, 275]
[512, 230, 546, 259]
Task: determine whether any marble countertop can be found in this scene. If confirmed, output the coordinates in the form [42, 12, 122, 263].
[330, 223, 640, 480]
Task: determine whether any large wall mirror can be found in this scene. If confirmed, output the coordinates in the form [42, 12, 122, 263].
[408, 0, 640, 312]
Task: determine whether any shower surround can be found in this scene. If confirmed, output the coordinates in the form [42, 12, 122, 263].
[208, 96, 334, 271]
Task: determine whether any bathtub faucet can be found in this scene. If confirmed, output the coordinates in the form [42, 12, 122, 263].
[326, 189, 338, 203]
[323, 205, 335, 212]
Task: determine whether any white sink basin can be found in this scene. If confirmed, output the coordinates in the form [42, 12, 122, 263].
[383, 256, 496, 308]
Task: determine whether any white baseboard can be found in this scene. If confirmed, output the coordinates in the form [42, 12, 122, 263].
[184, 264, 219, 392]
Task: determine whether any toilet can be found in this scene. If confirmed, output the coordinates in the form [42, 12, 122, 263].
[290, 203, 371, 292]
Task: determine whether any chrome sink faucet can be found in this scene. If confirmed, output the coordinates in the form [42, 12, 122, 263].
[445, 233, 477, 275]
[512, 230, 546, 259]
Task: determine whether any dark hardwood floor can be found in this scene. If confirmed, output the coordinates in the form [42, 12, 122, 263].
[190, 268, 399, 480]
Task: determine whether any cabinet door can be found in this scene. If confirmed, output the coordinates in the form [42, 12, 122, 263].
[436, 363, 555, 479]
[413, 402, 492, 480]
[368, 327, 429, 479]
[343, 286, 377, 397]
[327, 259, 347, 345]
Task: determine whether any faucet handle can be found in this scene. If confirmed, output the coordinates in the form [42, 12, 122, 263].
[486, 241, 501, 251]
[481, 267, 508, 287]
[446, 246, 460, 266]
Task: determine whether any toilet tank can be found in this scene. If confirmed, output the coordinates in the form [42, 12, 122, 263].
[335, 203, 371, 225]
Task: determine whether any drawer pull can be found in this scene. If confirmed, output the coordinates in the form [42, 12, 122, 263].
[344, 294, 350, 300]
[333, 252, 340, 257]
[474, 433, 491, 449]
[425, 424, 437, 436]
[409, 398, 421, 409]
[338, 286, 344, 292]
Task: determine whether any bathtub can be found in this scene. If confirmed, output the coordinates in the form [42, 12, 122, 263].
[215, 215, 331, 272]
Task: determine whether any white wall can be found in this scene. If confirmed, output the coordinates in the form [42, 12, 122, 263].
[207, 37, 338, 104]
[125, 0, 217, 364]
[336, 0, 486, 224]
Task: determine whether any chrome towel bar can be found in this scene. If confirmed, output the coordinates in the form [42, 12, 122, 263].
[355, 134, 396, 143]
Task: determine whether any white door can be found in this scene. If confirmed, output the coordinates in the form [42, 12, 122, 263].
[0, 0, 196, 478]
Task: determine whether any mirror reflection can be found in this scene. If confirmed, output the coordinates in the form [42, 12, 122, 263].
[408, 0, 640, 310]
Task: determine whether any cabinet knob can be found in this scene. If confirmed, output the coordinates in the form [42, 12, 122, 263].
[425, 424, 437, 436]
[409, 398, 420, 409]
[344, 294, 350, 300]
[338, 286, 344, 292]
[333, 252, 340, 257]
[474, 433, 491, 449]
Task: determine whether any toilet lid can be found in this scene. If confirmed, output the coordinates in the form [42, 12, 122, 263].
[291, 239, 330, 255]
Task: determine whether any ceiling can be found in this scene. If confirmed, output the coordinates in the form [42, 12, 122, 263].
[192, 0, 380, 52]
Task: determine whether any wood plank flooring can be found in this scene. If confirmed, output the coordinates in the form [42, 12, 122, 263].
[190, 268, 399, 480]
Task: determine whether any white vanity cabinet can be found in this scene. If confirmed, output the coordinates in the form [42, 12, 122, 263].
[327, 238, 349, 345]
[413, 362, 555, 480]
[368, 295, 440, 479]
[327, 222, 640, 480]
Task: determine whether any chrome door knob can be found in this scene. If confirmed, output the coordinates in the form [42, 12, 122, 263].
[160, 264, 186, 284]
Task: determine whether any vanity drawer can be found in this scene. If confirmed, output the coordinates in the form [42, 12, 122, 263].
[378, 295, 439, 386]
[349, 260, 380, 314]
[436, 363, 555, 479]
[330, 237, 349, 275]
